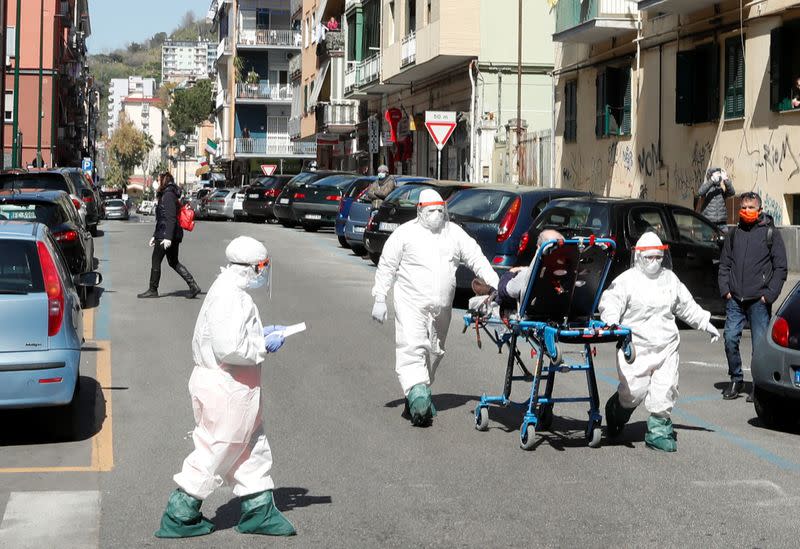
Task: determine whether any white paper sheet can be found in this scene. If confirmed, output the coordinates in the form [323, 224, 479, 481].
[280, 322, 306, 338]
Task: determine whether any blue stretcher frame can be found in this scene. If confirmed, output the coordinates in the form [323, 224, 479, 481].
[463, 237, 635, 450]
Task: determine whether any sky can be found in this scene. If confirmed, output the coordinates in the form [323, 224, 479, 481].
[86, 0, 205, 52]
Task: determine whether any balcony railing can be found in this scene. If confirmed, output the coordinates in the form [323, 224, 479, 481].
[237, 27, 301, 48]
[235, 137, 317, 156]
[215, 88, 229, 109]
[400, 32, 416, 67]
[319, 100, 359, 127]
[345, 53, 381, 93]
[288, 116, 301, 139]
[216, 37, 232, 58]
[319, 30, 344, 57]
[235, 83, 293, 101]
[555, 0, 638, 34]
[289, 54, 302, 79]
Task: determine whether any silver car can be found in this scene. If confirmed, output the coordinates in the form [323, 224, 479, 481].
[103, 199, 129, 220]
[206, 188, 238, 220]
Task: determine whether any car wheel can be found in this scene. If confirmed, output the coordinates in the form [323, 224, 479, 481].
[303, 223, 319, 232]
[337, 235, 350, 248]
[280, 220, 296, 228]
[89, 225, 98, 237]
[352, 245, 367, 256]
[369, 252, 381, 265]
[753, 386, 794, 429]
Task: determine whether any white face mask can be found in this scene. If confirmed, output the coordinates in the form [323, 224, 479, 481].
[641, 256, 663, 276]
[419, 208, 446, 232]
[377, 172, 387, 180]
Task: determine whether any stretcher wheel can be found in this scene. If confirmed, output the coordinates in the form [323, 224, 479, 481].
[623, 343, 636, 364]
[586, 422, 602, 448]
[537, 405, 554, 431]
[519, 424, 536, 451]
[475, 407, 489, 431]
[550, 346, 562, 367]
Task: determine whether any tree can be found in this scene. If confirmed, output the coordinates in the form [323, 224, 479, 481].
[104, 156, 127, 189]
[167, 79, 214, 135]
[156, 81, 179, 111]
[106, 115, 150, 187]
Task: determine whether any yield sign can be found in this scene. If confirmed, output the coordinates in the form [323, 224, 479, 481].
[260, 164, 277, 176]
[425, 111, 457, 151]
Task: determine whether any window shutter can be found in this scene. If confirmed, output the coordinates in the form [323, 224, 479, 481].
[725, 37, 745, 119]
[605, 67, 620, 136]
[708, 42, 720, 121]
[595, 70, 606, 137]
[564, 81, 577, 142]
[676, 50, 694, 124]
[769, 27, 783, 112]
[621, 68, 632, 135]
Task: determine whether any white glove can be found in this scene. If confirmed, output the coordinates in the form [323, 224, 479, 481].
[371, 299, 387, 324]
[161, 239, 172, 250]
[711, 171, 722, 183]
[148, 237, 155, 247]
[704, 322, 720, 343]
[719, 170, 728, 181]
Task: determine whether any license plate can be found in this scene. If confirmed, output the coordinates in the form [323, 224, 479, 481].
[305, 214, 322, 220]
[354, 227, 365, 234]
[248, 194, 259, 198]
[379, 222, 398, 232]
[279, 198, 289, 204]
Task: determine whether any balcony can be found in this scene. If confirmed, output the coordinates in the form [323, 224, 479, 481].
[318, 30, 344, 58]
[638, 0, 718, 14]
[288, 116, 301, 139]
[235, 83, 293, 103]
[553, 0, 638, 44]
[234, 137, 317, 157]
[216, 37, 232, 59]
[289, 54, 302, 80]
[344, 53, 381, 95]
[215, 88, 229, 109]
[237, 20, 301, 49]
[317, 100, 359, 132]
[400, 32, 416, 68]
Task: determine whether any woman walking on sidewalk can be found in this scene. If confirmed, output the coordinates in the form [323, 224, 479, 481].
[138, 172, 201, 299]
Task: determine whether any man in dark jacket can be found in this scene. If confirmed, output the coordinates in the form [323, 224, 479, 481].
[718, 191, 787, 400]
[697, 168, 735, 231]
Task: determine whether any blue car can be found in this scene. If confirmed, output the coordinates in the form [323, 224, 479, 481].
[335, 176, 375, 247]
[342, 176, 431, 255]
[0, 221, 101, 427]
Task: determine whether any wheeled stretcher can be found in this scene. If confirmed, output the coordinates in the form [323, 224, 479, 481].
[463, 237, 635, 450]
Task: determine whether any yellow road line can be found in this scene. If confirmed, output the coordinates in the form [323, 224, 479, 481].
[83, 307, 94, 341]
[0, 339, 114, 474]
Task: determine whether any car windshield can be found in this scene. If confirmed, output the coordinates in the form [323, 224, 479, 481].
[384, 184, 437, 207]
[106, 200, 124, 207]
[535, 201, 611, 236]
[310, 175, 357, 189]
[447, 189, 515, 222]
[0, 239, 44, 294]
[0, 201, 60, 224]
[0, 174, 70, 194]
[211, 190, 229, 198]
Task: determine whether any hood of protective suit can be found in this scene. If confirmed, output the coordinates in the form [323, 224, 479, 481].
[633, 232, 669, 278]
[417, 188, 448, 233]
[225, 236, 272, 294]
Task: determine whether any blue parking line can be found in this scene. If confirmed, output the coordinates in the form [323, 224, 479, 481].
[594, 369, 800, 472]
[94, 232, 110, 341]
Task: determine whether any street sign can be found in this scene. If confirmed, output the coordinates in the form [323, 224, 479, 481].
[260, 164, 277, 176]
[367, 117, 380, 154]
[425, 111, 457, 151]
[81, 157, 93, 174]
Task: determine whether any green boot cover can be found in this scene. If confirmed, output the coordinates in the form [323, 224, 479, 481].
[407, 384, 436, 426]
[154, 489, 215, 538]
[645, 415, 677, 452]
[237, 490, 296, 536]
[604, 392, 635, 438]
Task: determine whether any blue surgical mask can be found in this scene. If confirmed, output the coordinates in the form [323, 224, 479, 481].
[247, 270, 268, 289]
[377, 172, 387, 180]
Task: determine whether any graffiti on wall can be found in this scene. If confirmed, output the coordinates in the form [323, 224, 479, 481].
[753, 132, 800, 180]
[622, 145, 634, 172]
[755, 187, 784, 225]
[638, 141, 662, 178]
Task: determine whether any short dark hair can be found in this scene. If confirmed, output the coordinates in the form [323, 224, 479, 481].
[740, 191, 762, 208]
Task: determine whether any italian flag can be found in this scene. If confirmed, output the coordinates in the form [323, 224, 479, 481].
[205, 138, 218, 155]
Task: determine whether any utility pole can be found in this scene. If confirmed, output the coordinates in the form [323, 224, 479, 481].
[516, 0, 523, 184]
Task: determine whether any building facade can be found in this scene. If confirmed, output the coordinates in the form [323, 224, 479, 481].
[3, 0, 94, 168]
[208, 0, 315, 185]
[120, 96, 167, 185]
[552, 0, 800, 225]
[107, 76, 156, 135]
[161, 39, 216, 83]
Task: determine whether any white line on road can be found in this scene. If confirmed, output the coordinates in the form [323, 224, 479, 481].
[0, 491, 99, 549]
[684, 360, 750, 372]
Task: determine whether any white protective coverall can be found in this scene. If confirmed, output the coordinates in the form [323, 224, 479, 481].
[372, 188, 500, 395]
[598, 232, 716, 417]
[173, 237, 275, 500]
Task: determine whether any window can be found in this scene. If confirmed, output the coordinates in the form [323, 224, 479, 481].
[363, 0, 381, 58]
[595, 66, 631, 137]
[673, 211, 719, 247]
[406, 0, 416, 35]
[387, 0, 396, 45]
[4, 91, 12, 123]
[769, 20, 800, 112]
[346, 14, 356, 61]
[676, 42, 720, 125]
[724, 36, 745, 119]
[256, 9, 270, 30]
[627, 207, 669, 241]
[564, 80, 577, 143]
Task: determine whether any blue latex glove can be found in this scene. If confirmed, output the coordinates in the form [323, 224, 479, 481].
[263, 325, 287, 337]
[264, 332, 285, 353]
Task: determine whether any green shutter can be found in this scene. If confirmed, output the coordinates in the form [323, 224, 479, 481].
[676, 50, 695, 124]
[707, 42, 720, 122]
[725, 37, 745, 119]
[605, 67, 621, 136]
[595, 70, 606, 138]
[621, 68, 632, 135]
[564, 80, 577, 142]
[769, 27, 783, 112]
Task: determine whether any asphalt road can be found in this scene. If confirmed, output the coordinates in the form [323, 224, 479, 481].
[1, 214, 799, 548]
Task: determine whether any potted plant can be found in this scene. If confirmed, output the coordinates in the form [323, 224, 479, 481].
[246, 69, 260, 95]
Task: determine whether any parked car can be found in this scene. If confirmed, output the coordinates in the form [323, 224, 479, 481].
[363, 181, 478, 265]
[232, 187, 250, 221]
[242, 175, 294, 223]
[291, 174, 363, 232]
[517, 196, 726, 315]
[56, 168, 101, 236]
[190, 188, 213, 219]
[137, 200, 156, 216]
[206, 188, 238, 220]
[750, 282, 800, 430]
[448, 185, 589, 289]
[342, 176, 432, 255]
[334, 176, 375, 247]
[273, 171, 352, 228]
[0, 171, 87, 228]
[103, 199, 129, 220]
[0, 221, 102, 431]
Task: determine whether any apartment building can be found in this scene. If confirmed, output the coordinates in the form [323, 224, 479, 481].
[161, 39, 216, 83]
[208, 0, 315, 183]
[107, 76, 157, 134]
[121, 96, 168, 184]
[552, 0, 800, 225]
[3, 0, 94, 168]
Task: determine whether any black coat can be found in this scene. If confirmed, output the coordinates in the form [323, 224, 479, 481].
[718, 214, 787, 303]
[153, 183, 184, 243]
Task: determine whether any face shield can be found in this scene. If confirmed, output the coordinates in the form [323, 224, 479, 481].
[417, 189, 448, 233]
[632, 232, 671, 277]
[226, 236, 272, 297]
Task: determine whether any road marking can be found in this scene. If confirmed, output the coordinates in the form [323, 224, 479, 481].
[685, 360, 750, 372]
[83, 306, 94, 341]
[0, 340, 114, 474]
[0, 491, 99, 548]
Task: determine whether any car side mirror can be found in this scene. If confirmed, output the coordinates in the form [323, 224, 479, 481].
[75, 271, 102, 287]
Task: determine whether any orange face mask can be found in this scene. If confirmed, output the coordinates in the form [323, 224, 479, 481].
[739, 209, 759, 224]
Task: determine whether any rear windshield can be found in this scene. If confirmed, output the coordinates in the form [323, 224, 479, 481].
[447, 190, 515, 223]
[106, 200, 125, 207]
[211, 190, 230, 198]
[286, 172, 322, 189]
[0, 174, 71, 194]
[0, 201, 64, 225]
[534, 201, 611, 236]
[348, 178, 373, 198]
[385, 184, 436, 207]
[310, 175, 357, 189]
[0, 239, 44, 294]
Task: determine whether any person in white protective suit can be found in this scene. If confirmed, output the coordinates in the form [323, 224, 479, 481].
[371, 188, 500, 426]
[598, 232, 720, 452]
[155, 236, 296, 538]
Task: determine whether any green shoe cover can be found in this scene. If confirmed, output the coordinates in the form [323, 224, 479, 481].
[605, 392, 635, 438]
[237, 490, 296, 536]
[407, 384, 436, 426]
[154, 489, 215, 538]
[645, 415, 677, 452]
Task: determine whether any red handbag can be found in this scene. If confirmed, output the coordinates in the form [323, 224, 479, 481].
[178, 203, 195, 231]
